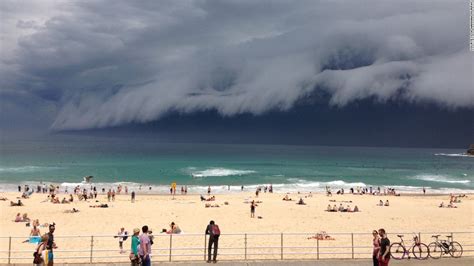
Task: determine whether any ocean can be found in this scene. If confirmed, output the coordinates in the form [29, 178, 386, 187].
[0, 137, 473, 194]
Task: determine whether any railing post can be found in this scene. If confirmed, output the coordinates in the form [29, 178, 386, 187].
[244, 233, 247, 260]
[169, 234, 173, 262]
[90, 236, 94, 263]
[204, 234, 207, 261]
[451, 232, 453, 241]
[8, 236, 11, 264]
[280, 233, 284, 260]
[418, 232, 421, 243]
[351, 233, 354, 259]
[316, 238, 319, 260]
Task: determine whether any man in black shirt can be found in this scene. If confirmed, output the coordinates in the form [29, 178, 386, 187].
[46, 223, 57, 266]
[378, 228, 390, 266]
[205, 220, 220, 263]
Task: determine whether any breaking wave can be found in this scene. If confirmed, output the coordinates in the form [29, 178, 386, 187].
[0, 166, 62, 173]
[411, 174, 471, 184]
[189, 168, 256, 178]
[434, 153, 472, 158]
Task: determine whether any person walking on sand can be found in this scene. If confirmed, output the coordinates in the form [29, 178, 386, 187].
[139, 225, 151, 266]
[45, 224, 57, 266]
[250, 200, 256, 218]
[205, 220, 220, 263]
[378, 228, 390, 266]
[130, 228, 141, 266]
[131, 191, 135, 203]
[372, 230, 380, 266]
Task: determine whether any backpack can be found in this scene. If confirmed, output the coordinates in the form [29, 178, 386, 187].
[211, 225, 220, 236]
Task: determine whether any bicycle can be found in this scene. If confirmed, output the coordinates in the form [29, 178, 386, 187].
[428, 234, 463, 259]
[390, 234, 429, 260]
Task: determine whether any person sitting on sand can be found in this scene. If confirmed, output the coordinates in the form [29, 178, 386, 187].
[200, 195, 206, 201]
[447, 202, 457, 208]
[378, 200, 383, 206]
[61, 198, 69, 204]
[327, 204, 332, 211]
[69, 194, 74, 202]
[22, 213, 30, 222]
[332, 204, 337, 212]
[15, 213, 22, 222]
[353, 205, 359, 212]
[89, 204, 108, 208]
[384, 200, 389, 206]
[52, 197, 60, 204]
[167, 222, 182, 234]
[338, 204, 344, 212]
[297, 198, 306, 205]
[282, 194, 292, 201]
[64, 208, 79, 213]
[23, 225, 41, 243]
[439, 202, 445, 208]
[347, 205, 352, 212]
[206, 196, 216, 201]
[10, 200, 24, 206]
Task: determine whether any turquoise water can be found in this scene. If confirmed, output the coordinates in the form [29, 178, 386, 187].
[0, 138, 472, 193]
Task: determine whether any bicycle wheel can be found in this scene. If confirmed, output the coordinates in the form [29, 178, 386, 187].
[390, 242, 406, 260]
[412, 243, 429, 260]
[449, 241, 463, 258]
[427, 242, 442, 259]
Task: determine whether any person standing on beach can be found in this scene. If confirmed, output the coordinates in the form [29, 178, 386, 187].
[423, 187, 426, 195]
[207, 186, 211, 195]
[372, 230, 380, 266]
[116, 227, 127, 253]
[205, 220, 220, 263]
[45, 224, 57, 266]
[378, 228, 390, 266]
[250, 200, 256, 218]
[130, 228, 140, 266]
[131, 191, 135, 203]
[139, 225, 151, 266]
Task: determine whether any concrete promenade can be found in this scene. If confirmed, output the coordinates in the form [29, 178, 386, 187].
[2, 258, 474, 266]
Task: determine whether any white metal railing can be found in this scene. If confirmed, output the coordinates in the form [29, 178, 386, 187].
[0, 231, 472, 263]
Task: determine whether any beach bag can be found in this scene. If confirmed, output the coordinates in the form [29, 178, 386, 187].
[33, 243, 44, 264]
[211, 225, 220, 237]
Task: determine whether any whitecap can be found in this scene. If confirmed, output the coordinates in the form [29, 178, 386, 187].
[411, 174, 471, 184]
[434, 153, 472, 158]
[190, 168, 256, 178]
[0, 166, 62, 173]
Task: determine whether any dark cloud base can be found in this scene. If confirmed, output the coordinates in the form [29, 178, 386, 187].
[56, 100, 474, 149]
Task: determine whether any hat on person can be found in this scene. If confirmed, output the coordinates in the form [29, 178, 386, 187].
[133, 228, 140, 234]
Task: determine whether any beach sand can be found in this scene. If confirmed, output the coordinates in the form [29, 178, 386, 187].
[0, 191, 472, 263]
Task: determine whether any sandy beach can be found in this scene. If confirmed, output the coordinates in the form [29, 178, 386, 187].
[0, 190, 473, 263]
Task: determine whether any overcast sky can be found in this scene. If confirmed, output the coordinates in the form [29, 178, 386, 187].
[0, 0, 473, 146]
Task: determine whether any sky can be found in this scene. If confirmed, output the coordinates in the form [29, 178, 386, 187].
[0, 0, 473, 147]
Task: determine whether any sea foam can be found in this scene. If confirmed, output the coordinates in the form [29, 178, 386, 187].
[0, 166, 62, 173]
[411, 174, 471, 184]
[189, 168, 256, 178]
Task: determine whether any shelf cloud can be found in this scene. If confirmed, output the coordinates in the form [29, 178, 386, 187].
[1, 0, 472, 130]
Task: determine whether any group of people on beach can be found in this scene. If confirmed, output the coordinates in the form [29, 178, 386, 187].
[124, 220, 220, 265]
[326, 203, 360, 212]
[439, 193, 467, 208]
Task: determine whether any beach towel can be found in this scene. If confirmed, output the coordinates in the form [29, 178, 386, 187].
[30, 236, 41, 244]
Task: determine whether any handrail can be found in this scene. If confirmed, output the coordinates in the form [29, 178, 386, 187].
[0, 231, 472, 264]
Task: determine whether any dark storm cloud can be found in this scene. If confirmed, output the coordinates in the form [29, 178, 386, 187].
[0, 0, 472, 130]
